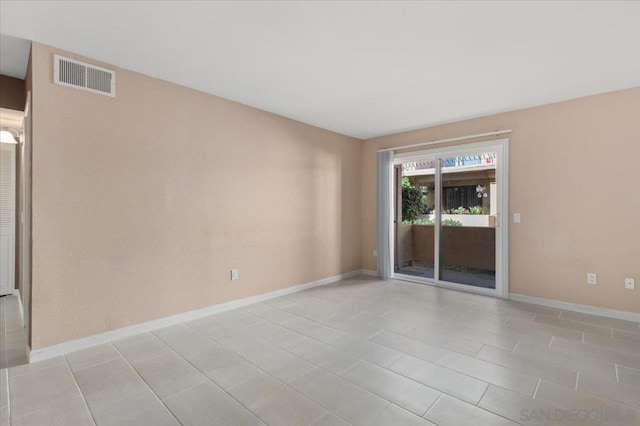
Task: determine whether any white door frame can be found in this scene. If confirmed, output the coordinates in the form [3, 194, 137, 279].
[391, 138, 509, 298]
[21, 93, 32, 334]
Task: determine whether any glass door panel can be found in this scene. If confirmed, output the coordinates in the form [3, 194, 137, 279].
[394, 157, 436, 279]
[439, 152, 497, 289]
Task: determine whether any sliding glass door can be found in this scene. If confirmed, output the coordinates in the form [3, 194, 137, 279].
[393, 140, 508, 297]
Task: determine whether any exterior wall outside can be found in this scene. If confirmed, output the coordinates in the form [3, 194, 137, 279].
[363, 87, 640, 313]
[29, 42, 362, 350]
[407, 169, 494, 213]
[397, 225, 495, 271]
[396, 223, 413, 268]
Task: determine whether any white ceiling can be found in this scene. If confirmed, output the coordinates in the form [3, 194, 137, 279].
[0, 33, 31, 79]
[1, 1, 638, 139]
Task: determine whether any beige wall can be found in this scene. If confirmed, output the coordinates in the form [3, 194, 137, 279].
[363, 88, 640, 313]
[29, 43, 362, 349]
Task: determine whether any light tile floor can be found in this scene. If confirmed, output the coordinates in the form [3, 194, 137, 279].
[2, 276, 640, 425]
[0, 295, 28, 369]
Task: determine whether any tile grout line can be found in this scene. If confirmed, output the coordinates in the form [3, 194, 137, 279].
[422, 392, 443, 419]
[109, 343, 185, 426]
[178, 321, 331, 425]
[383, 353, 510, 406]
[532, 378, 542, 399]
[475, 383, 491, 406]
[228, 364, 350, 426]
[3, 368, 10, 424]
[150, 330, 290, 426]
[64, 343, 123, 374]
[186, 312, 435, 425]
[63, 356, 97, 426]
[238, 298, 361, 346]
[336, 359, 440, 418]
[420, 388, 442, 417]
[184, 316, 375, 422]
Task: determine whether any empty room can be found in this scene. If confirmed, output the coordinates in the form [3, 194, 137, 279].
[0, 1, 638, 425]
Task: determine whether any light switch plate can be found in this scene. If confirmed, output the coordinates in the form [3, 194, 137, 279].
[625, 278, 635, 290]
[513, 213, 521, 223]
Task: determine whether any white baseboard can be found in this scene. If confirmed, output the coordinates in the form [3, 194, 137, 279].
[29, 269, 363, 363]
[509, 293, 640, 323]
[361, 269, 379, 277]
[12, 288, 24, 328]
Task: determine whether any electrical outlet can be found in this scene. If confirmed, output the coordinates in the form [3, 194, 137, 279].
[373, 249, 377, 258]
[231, 269, 239, 280]
[513, 213, 521, 223]
[587, 273, 597, 285]
[625, 278, 635, 290]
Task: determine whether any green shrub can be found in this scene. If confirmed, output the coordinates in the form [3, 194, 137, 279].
[469, 206, 486, 215]
[403, 218, 434, 225]
[401, 177, 424, 222]
[402, 217, 461, 226]
[451, 206, 469, 215]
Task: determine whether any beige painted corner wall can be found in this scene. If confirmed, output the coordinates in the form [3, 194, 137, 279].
[362, 88, 640, 313]
[29, 43, 362, 349]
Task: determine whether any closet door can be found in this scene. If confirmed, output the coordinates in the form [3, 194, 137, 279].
[1, 143, 16, 296]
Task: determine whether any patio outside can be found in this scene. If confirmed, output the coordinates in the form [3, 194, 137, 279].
[396, 153, 497, 288]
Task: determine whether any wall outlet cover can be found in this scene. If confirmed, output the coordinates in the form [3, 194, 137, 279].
[587, 273, 597, 285]
[231, 269, 239, 280]
[625, 278, 635, 290]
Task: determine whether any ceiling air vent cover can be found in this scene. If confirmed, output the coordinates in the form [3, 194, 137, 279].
[54, 54, 115, 97]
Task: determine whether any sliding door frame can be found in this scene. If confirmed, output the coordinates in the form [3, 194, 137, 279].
[391, 138, 509, 299]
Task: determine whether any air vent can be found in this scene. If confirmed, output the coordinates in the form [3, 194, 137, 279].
[54, 55, 115, 97]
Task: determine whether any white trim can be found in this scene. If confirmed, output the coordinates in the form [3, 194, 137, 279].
[498, 140, 509, 299]
[434, 158, 441, 282]
[29, 269, 362, 363]
[378, 130, 511, 152]
[23, 92, 30, 119]
[361, 269, 379, 277]
[509, 293, 640, 323]
[12, 288, 24, 328]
